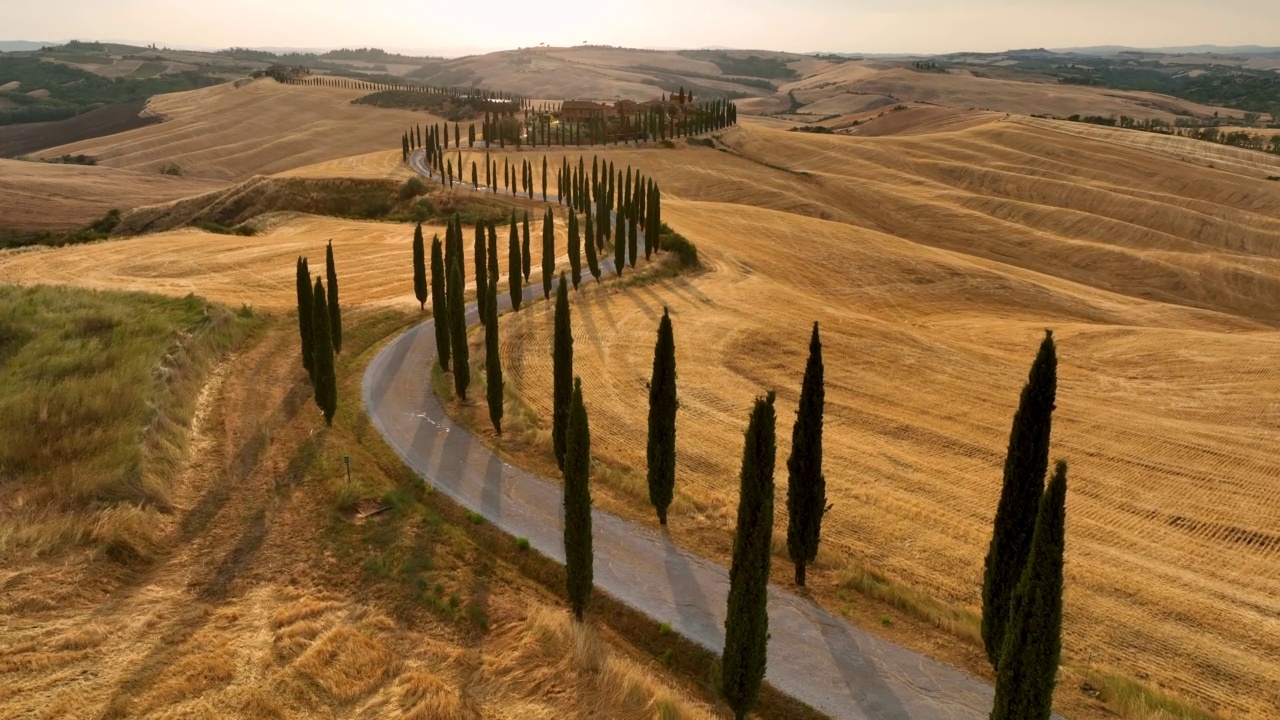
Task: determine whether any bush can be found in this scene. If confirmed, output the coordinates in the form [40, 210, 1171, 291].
[159, 163, 183, 176]
[1268, 175, 1280, 181]
[516, 537, 530, 551]
[660, 139, 676, 149]
[659, 223, 700, 270]
[686, 137, 715, 148]
[192, 219, 256, 236]
[400, 175, 428, 200]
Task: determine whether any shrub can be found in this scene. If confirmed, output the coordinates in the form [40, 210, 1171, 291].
[467, 510, 484, 525]
[159, 163, 183, 176]
[686, 137, 715, 148]
[660, 139, 676, 149]
[515, 537, 530, 551]
[1267, 175, 1280, 181]
[658, 223, 700, 270]
[400, 175, 428, 199]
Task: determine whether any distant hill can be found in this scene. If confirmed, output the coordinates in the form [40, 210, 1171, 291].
[0, 41, 54, 52]
[1051, 44, 1280, 56]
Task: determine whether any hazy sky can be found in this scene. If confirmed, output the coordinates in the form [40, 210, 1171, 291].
[5, 0, 1277, 55]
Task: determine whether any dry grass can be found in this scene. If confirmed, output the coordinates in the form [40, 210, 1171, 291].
[0, 158, 226, 233]
[481, 125, 1280, 718]
[37, 78, 445, 181]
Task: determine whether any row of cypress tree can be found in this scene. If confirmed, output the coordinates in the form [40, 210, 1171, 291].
[293, 241, 342, 426]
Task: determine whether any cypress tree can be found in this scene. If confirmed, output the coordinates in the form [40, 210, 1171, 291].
[485, 278, 503, 434]
[627, 209, 638, 268]
[325, 240, 342, 354]
[613, 208, 625, 277]
[584, 207, 600, 282]
[448, 259, 470, 400]
[542, 155, 548, 201]
[474, 222, 489, 325]
[311, 277, 337, 426]
[472, 161, 478, 189]
[981, 330, 1058, 669]
[646, 308, 677, 525]
[542, 208, 555, 300]
[508, 212, 523, 311]
[487, 221, 499, 305]
[521, 211, 531, 281]
[721, 392, 777, 720]
[989, 461, 1068, 720]
[552, 275, 573, 470]
[430, 235, 451, 371]
[568, 210, 582, 290]
[296, 256, 315, 380]
[786, 322, 826, 586]
[563, 376, 593, 621]
[413, 225, 428, 310]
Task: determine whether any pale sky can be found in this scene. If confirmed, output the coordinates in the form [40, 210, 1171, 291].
[4, 0, 1277, 56]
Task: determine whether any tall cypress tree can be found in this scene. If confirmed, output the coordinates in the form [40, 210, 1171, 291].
[448, 259, 470, 400]
[487, 221, 499, 306]
[325, 240, 342, 354]
[474, 221, 489, 325]
[646, 308, 677, 525]
[627, 209, 638, 268]
[584, 207, 601, 283]
[430, 235, 451, 371]
[412, 224, 428, 310]
[982, 330, 1058, 668]
[568, 210, 582, 290]
[721, 392, 777, 720]
[786, 322, 826, 586]
[552, 275, 573, 470]
[521, 212, 532, 281]
[508, 212, 523, 311]
[613, 208, 625, 278]
[296, 257, 315, 381]
[485, 278, 503, 433]
[542, 155, 548, 201]
[990, 461, 1068, 720]
[542, 208, 555, 300]
[311, 277, 337, 426]
[563, 376, 593, 621]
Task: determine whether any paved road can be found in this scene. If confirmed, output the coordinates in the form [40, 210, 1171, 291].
[364, 149, 997, 719]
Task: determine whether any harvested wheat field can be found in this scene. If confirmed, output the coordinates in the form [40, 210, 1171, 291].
[491, 122, 1280, 717]
[0, 210, 569, 311]
[36, 79, 442, 181]
[0, 158, 226, 232]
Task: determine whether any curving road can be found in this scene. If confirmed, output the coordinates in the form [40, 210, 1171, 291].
[363, 148, 998, 719]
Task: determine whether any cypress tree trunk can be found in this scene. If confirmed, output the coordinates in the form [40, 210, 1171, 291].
[990, 461, 1067, 720]
[413, 226, 428, 311]
[568, 210, 582, 290]
[522, 212, 532, 281]
[430, 235, 451, 372]
[508, 213, 523, 311]
[982, 330, 1058, 668]
[542, 209, 555, 300]
[296, 257, 315, 382]
[311, 278, 337, 426]
[474, 222, 488, 325]
[786, 322, 826, 587]
[646, 308, 677, 525]
[721, 392, 777, 720]
[448, 259, 470, 401]
[584, 207, 601, 282]
[325, 240, 342, 354]
[563, 377, 593, 621]
[485, 280, 503, 434]
[552, 275, 573, 470]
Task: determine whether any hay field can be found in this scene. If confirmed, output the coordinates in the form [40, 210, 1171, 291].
[36, 79, 443, 181]
[489, 124, 1280, 717]
[0, 210, 570, 312]
[0, 159, 226, 232]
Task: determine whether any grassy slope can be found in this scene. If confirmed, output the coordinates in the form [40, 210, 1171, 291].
[0, 285, 257, 562]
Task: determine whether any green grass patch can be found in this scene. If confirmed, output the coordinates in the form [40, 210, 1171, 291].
[0, 286, 259, 561]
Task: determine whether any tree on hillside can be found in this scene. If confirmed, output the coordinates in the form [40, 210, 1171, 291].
[542, 155, 548, 201]
[568, 210, 582, 290]
[311, 277, 337, 426]
[584, 207, 601, 283]
[474, 222, 489, 325]
[472, 161, 478, 189]
[553, 275, 573, 469]
[982, 330, 1058, 669]
[990, 460, 1068, 720]
[613, 207, 625, 278]
[508, 213, 523, 311]
[721, 391, 777, 720]
[485, 277, 503, 434]
[447, 258, 470, 400]
[412, 224, 428, 310]
[296, 257, 315, 382]
[627, 206, 638, 268]
[522, 212, 532, 281]
[563, 376, 593, 621]
[487, 221, 499, 309]
[542, 209, 555, 300]
[430, 234, 451, 371]
[786, 321, 826, 587]
[647, 308, 677, 525]
[326, 240, 342, 354]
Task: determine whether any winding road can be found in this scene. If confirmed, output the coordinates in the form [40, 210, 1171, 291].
[363, 148, 998, 719]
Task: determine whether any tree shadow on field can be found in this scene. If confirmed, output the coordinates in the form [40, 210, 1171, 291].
[576, 291, 607, 355]
[619, 284, 660, 323]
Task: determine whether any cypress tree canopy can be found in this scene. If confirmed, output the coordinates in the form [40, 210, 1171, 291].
[552, 275, 573, 470]
[786, 321, 826, 587]
[296, 257, 315, 381]
[646, 308, 677, 525]
[413, 224, 428, 310]
[430, 235, 451, 372]
[982, 330, 1058, 668]
[325, 240, 342, 354]
[311, 277, 337, 426]
[563, 376, 593, 621]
